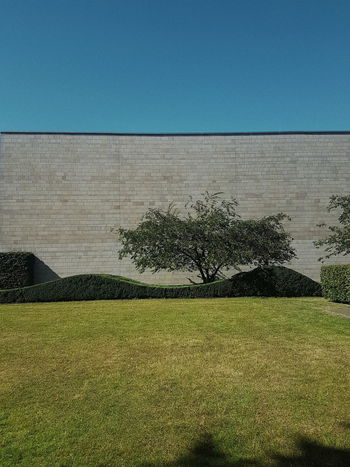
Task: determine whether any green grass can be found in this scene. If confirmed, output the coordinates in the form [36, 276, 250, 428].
[0, 298, 349, 466]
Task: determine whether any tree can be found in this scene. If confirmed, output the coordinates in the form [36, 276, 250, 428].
[238, 213, 297, 267]
[314, 194, 350, 261]
[117, 192, 296, 283]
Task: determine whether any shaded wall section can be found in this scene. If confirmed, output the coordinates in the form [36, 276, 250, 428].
[1, 132, 350, 283]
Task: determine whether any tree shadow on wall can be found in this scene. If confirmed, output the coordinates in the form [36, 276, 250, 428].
[143, 429, 350, 466]
[33, 256, 60, 284]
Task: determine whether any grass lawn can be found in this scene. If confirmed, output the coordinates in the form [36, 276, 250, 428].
[0, 298, 349, 466]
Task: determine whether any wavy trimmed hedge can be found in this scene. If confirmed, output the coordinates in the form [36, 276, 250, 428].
[321, 265, 350, 303]
[0, 252, 34, 289]
[0, 266, 321, 303]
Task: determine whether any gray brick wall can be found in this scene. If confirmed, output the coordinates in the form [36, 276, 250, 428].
[1, 132, 349, 283]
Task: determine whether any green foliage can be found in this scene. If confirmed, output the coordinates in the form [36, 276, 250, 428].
[320, 265, 350, 303]
[315, 194, 350, 261]
[0, 266, 321, 303]
[237, 213, 297, 267]
[0, 252, 34, 289]
[233, 266, 322, 297]
[118, 192, 296, 283]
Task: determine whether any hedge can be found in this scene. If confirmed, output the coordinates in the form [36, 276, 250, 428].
[320, 265, 350, 304]
[0, 266, 321, 303]
[0, 252, 34, 289]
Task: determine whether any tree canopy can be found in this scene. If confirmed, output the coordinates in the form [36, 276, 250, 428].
[118, 192, 296, 283]
[314, 194, 350, 261]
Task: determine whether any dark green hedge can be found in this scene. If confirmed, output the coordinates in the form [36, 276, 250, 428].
[0, 266, 321, 303]
[0, 252, 34, 289]
[320, 265, 350, 303]
[232, 266, 322, 298]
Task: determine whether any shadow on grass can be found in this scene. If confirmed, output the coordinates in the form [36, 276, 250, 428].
[272, 436, 350, 466]
[166, 432, 257, 466]
[144, 431, 350, 466]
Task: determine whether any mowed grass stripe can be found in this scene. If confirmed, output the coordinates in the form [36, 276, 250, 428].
[0, 298, 349, 466]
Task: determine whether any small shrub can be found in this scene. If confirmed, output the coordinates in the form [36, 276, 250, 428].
[0, 252, 34, 289]
[321, 265, 350, 303]
[0, 266, 321, 303]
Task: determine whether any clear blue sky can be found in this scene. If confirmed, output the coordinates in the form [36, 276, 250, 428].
[1, 0, 349, 132]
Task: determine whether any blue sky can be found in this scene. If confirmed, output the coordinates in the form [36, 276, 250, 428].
[1, 0, 349, 132]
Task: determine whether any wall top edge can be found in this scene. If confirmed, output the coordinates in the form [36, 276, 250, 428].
[2, 130, 350, 137]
